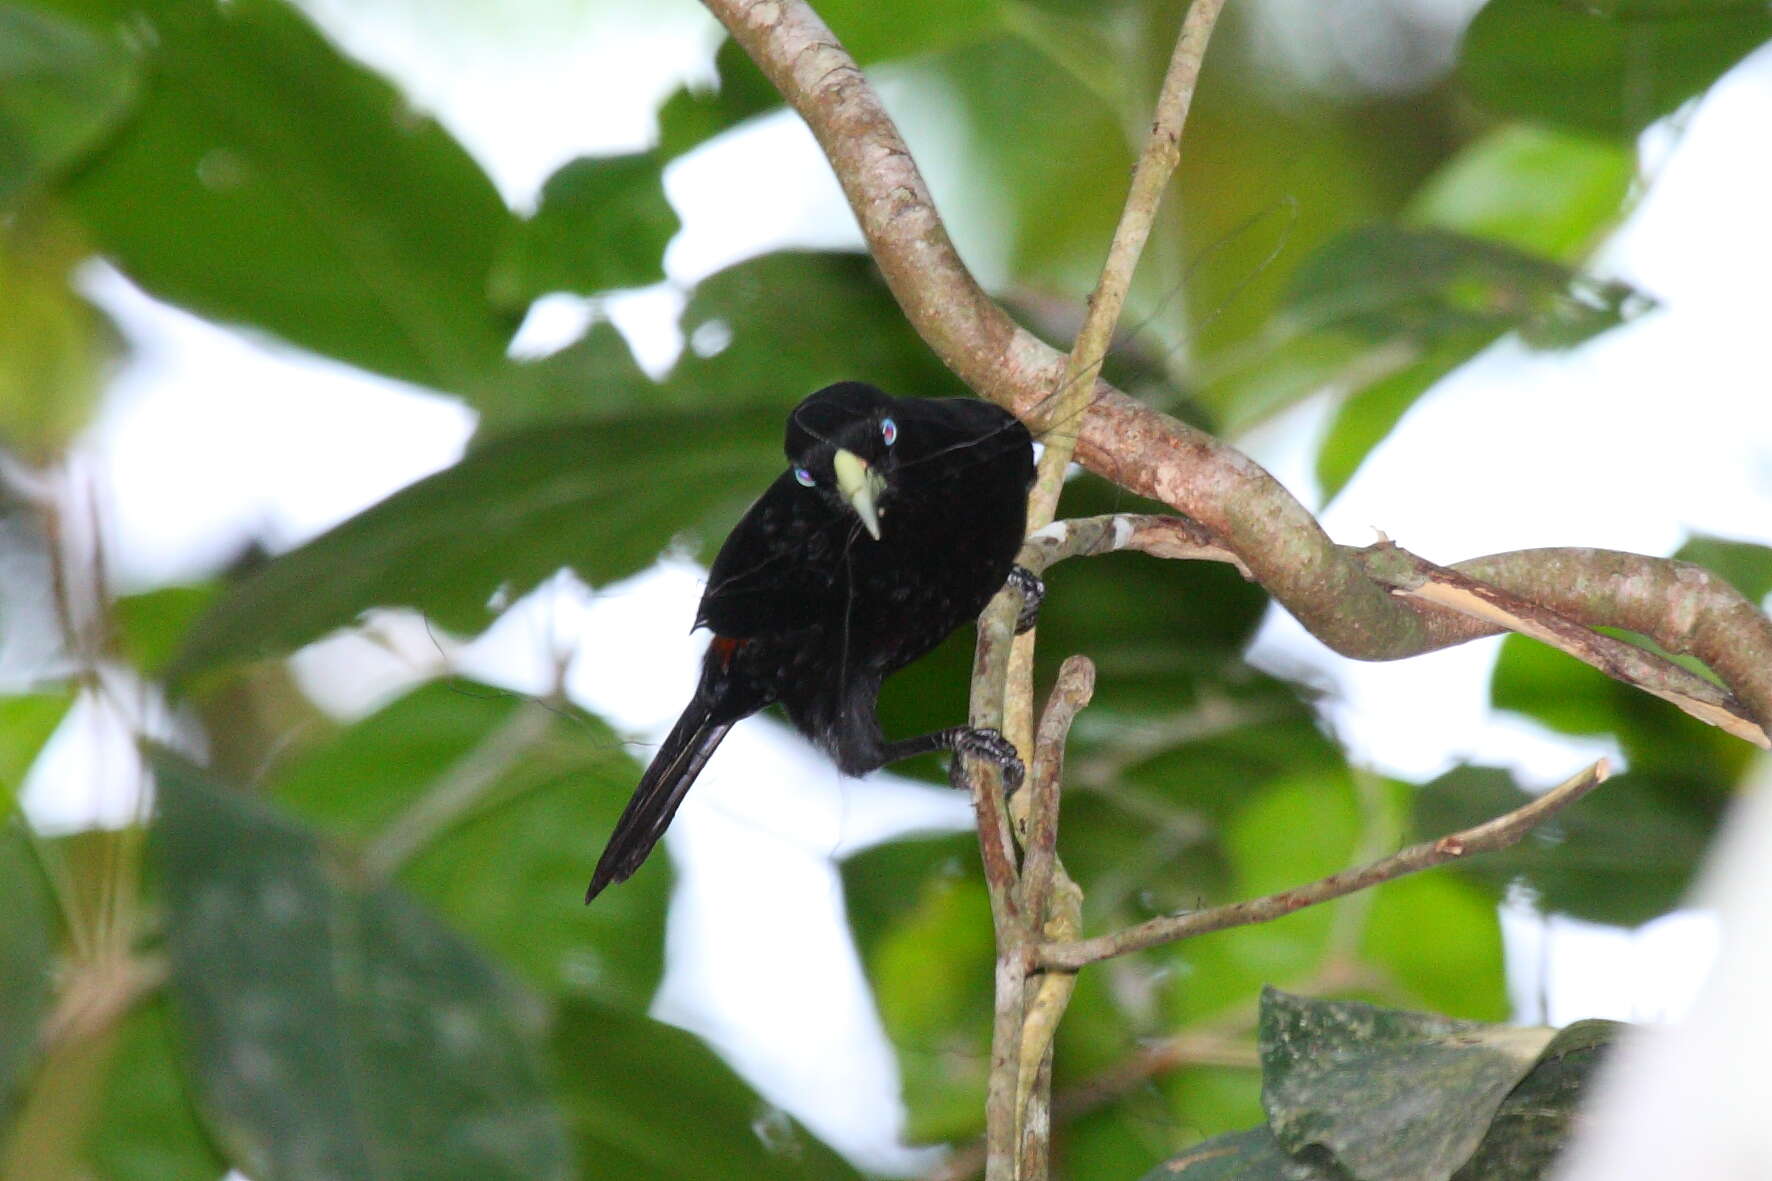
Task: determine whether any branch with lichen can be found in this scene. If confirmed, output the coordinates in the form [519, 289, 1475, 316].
[698, 0, 1772, 742]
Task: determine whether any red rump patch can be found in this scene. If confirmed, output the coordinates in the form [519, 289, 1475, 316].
[710, 635, 747, 670]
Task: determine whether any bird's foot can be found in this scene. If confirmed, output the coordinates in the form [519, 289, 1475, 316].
[952, 726, 1025, 791]
[1007, 565, 1045, 635]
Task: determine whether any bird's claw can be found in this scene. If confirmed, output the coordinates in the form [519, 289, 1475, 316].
[955, 727, 1025, 791]
[1007, 566, 1044, 635]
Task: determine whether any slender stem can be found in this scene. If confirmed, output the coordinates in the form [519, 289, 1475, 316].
[1026, 0, 1229, 532]
[1043, 759, 1612, 970]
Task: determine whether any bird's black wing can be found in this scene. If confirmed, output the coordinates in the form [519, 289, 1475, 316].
[694, 470, 854, 638]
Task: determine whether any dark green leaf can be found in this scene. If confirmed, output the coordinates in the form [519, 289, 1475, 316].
[170, 404, 784, 678]
[86, 999, 228, 1181]
[152, 753, 573, 1181]
[0, 823, 54, 1117]
[0, 2, 138, 208]
[491, 152, 679, 308]
[656, 37, 779, 161]
[1286, 225, 1638, 348]
[50, 0, 517, 394]
[1675, 534, 1772, 605]
[1460, 0, 1772, 139]
[274, 680, 667, 1011]
[1137, 1126, 1346, 1180]
[553, 1000, 864, 1180]
[667, 252, 968, 403]
[1413, 764, 1713, 926]
[1453, 1019, 1624, 1180]
[1261, 988, 1551, 1181]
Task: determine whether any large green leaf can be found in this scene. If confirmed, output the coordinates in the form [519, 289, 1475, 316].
[552, 1001, 863, 1180]
[490, 151, 679, 309]
[0, 211, 121, 462]
[273, 680, 667, 1011]
[1675, 534, 1772, 605]
[85, 1000, 228, 1181]
[152, 754, 574, 1181]
[43, 0, 518, 394]
[1140, 1000, 1622, 1180]
[173, 249, 969, 678]
[1460, 0, 1772, 139]
[169, 403, 783, 678]
[0, 823, 55, 1119]
[1261, 989, 1550, 1181]
[0, 2, 138, 208]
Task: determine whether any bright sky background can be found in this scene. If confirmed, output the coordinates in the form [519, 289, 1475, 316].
[14, 0, 1772, 1172]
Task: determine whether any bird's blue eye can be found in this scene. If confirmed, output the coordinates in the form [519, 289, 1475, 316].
[881, 417, 897, 445]
[793, 466, 815, 487]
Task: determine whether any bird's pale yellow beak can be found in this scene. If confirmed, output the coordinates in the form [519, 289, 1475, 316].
[833, 449, 887, 540]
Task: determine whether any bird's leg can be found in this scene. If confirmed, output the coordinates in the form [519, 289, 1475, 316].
[875, 727, 1026, 790]
[1006, 565, 1045, 635]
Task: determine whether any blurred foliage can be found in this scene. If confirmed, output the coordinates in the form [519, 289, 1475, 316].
[1, 0, 1765, 1176]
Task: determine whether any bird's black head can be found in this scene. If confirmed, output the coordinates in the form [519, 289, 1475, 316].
[783, 382, 903, 540]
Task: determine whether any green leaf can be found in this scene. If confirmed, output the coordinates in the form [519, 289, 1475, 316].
[491, 152, 679, 308]
[85, 999, 228, 1181]
[667, 252, 968, 403]
[0, 690, 74, 815]
[170, 403, 784, 679]
[552, 1001, 864, 1180]
[49, 0, 517, 394]
[842, 833, 994, 1144]
[1362, 873, 1508, 1023]
[817, 0, 1002, 64]
[1286, 225, 1637, 348]
[0, 2, 138, 208]
[274, 680, 667, 1011]
[1460, 0, 1772, 139]
[1453, 1019, 1624, 1180]
[1413, 764, 1713, 926]
[152, 753, 574, 1181]
[1407, 124, 1634, 261]
[1261, 988, 1551, 1181]
[0, 823, 55, 1118]
[656, 37, 779, 161]
[1313, 338, 1472, 501]
[1491, 631, 1750, 785]
[112, 584, 216, 676]
[0, 212, 121, 462]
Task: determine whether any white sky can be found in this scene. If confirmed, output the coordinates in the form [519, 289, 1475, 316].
[13, 0, 1772, 1172]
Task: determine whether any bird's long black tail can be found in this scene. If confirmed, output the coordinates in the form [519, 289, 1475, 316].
[586, 699, 732, 902]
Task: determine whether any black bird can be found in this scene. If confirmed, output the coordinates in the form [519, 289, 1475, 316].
[587, 381, 1037, 901]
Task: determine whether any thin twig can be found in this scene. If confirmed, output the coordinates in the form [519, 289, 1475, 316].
[1021, 657, 1095, 924]
[1026, 0, 1229, 533]
[1042, 759, 1612, 970]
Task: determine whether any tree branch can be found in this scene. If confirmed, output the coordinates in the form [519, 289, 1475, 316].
[1042, 759, 1611, 970]
[699, 0, 1772, 740]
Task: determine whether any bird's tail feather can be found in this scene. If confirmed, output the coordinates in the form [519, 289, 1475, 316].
[586, 701, 731, 902]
